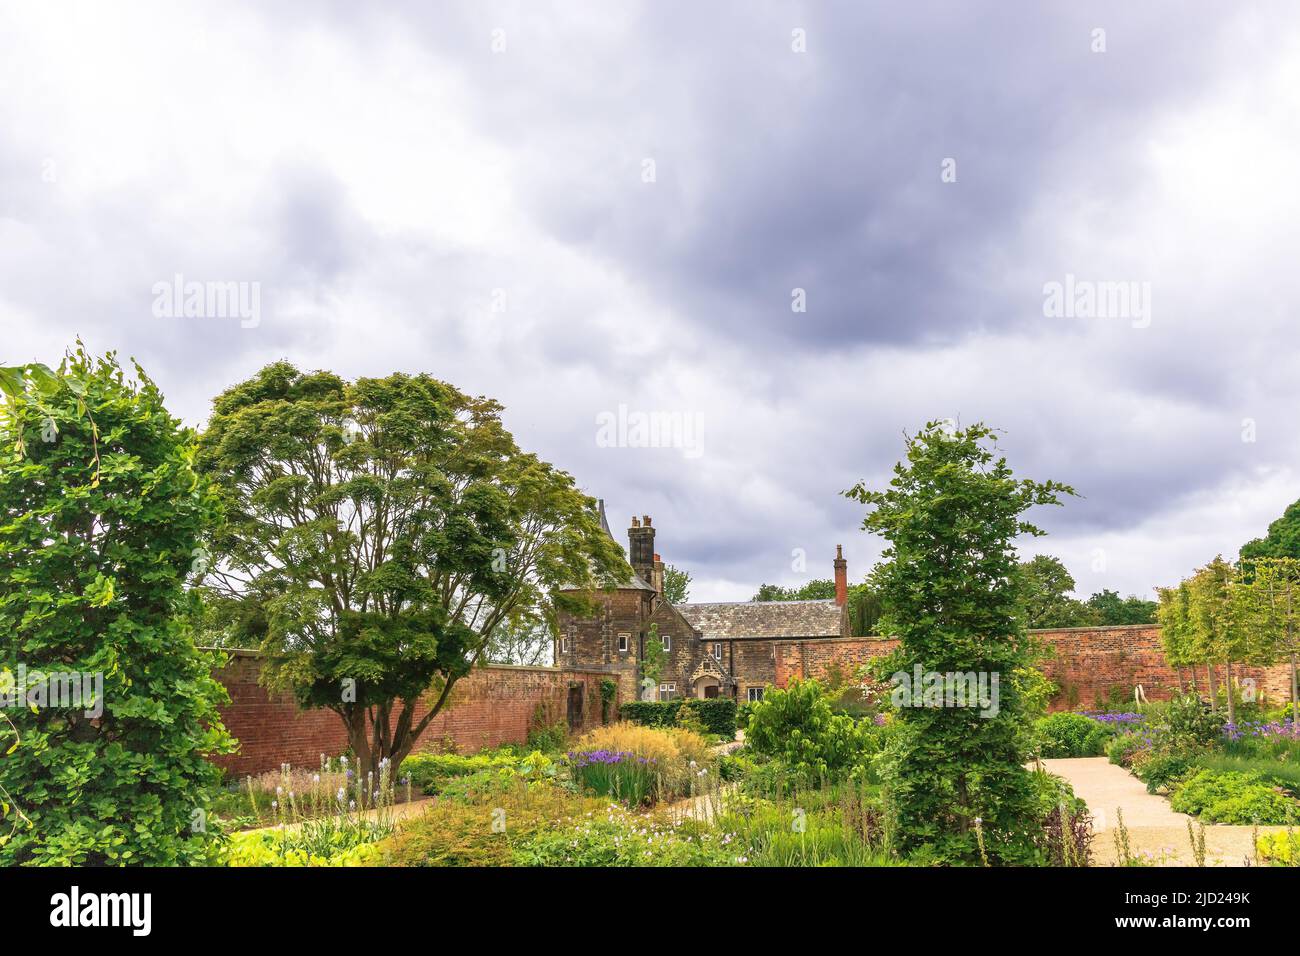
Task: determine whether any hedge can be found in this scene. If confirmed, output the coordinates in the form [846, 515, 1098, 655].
[620, 698, 738, 738]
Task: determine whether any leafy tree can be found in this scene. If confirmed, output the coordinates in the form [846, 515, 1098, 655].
[196, 362, 628, 779]
[1186, 557, 1251, 722]
[0, 347, 233, 865]
[1085, 589, 1157, 626]
[752, 579, 836, 602]
[662, 564, 691, 604]
[1156, 581, 1196, 690]
[1239, 557, 1300, 724]
[1014, 555, 1095, 628]
[485, 617, 553, 666]
[844, 421, 1075, 864]
[846, 579, 884, 636]
[1240, 499, 1300, 562]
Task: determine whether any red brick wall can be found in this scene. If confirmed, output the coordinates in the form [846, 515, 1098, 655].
[211, 650, 617, 777]
[772, 626, 1296, 711]
[1033, 625, 1293, 711]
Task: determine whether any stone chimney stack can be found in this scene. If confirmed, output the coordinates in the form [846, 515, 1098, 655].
[652, 552, 665, 597]
[834, 544, 848, 606]
[628, 515, 656, 589]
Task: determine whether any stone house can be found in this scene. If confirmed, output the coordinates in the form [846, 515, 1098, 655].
[556, 504, 850, 704]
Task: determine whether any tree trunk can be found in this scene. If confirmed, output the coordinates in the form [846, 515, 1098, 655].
[1189, 663, 1199, 698]
[1206, 663, 1219, 712]
[1224, 660, 1236, 725]
[1175, 665, 1186, 693]
[1291, 652, 1298, 727]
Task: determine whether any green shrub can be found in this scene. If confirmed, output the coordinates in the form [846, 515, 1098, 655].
[745, 679, 869, 781]
[0, 348, 234, 865]
[1170, 769, 1300, 825]
[513, 809, 735, 866]
[619, 700, 681, 728]
[619, 698, 738, 738]
[1133, 752, 1196, 794]
[525, 720, 569, 753]
[1034, 712, 1110, 758]
[718, 752, 758, 782]
[1106, 732, 1148, 767]
[686, 698, 738, 738]
[1162, 693, 1225, 747]
[1196, 753, 1300, 797]
[401, 751, 522, 794]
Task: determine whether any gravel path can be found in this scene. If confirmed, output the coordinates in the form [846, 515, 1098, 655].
[1042, 757, 1278, 866]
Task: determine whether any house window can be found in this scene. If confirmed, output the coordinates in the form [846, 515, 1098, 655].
[662, 634, 672, 652]
[618, 632, 629, 653]
[747, 687, 765, 703]
[713, 643, 723, 660]
[560, 634, 570, 654]
[659, 683, 677, 701]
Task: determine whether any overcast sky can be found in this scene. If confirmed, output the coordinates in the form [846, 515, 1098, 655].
[3, 1, 1299, 603]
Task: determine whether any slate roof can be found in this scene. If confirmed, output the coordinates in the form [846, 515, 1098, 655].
[675, 599, 844, 640]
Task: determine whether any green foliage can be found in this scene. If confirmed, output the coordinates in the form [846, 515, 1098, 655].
[619, 700, 680, 728]
[686, 698, 737, 738]
[618, 698, 738, 738]
[1257, 830, 1300, 866]
[1162, 693, 1226, 747]
[1133, 752, 1196, 794]
[525, 717, 568, 754]
[845, 421, 1076, 865]
[662, 565, 691, 604]
[846, 579, 885, 636]
[0, 345, 234, 865]
[641, 624, 667, 697]
[225, 828, 382, 867]
[1170, 769, 1300, 825]
[1034, 712, 1111, 758]
[752, 579, 836, 602]
[401, 750, 526, 794]
[196, 361, 628, 778]
[745, 679, 869, 781]
[514, 810, 735, 867]
[1240, 498, 1300, 563]
[1106, 732, 1147, 767]
[714, 787, 897, 867]
[1085, 589, 1157, 626]
[1015, 555, 1093, 629]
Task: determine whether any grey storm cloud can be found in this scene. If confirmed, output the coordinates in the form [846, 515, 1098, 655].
[2, 0, 1299, 602]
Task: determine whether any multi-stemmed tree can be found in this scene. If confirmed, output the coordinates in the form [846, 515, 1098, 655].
[196, 362, 628, 780]
[845, 421, 1075, 864]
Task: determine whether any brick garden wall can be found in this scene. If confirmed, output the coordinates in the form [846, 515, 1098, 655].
[211, 650, 618, 777]
[773, 626, 1296, 711]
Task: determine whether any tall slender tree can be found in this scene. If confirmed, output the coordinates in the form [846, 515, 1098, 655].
[845, 421, 1075, 864]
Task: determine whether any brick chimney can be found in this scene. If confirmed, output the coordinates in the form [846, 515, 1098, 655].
[628, 515, 656, 588]
[833, 544, 848, 606]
